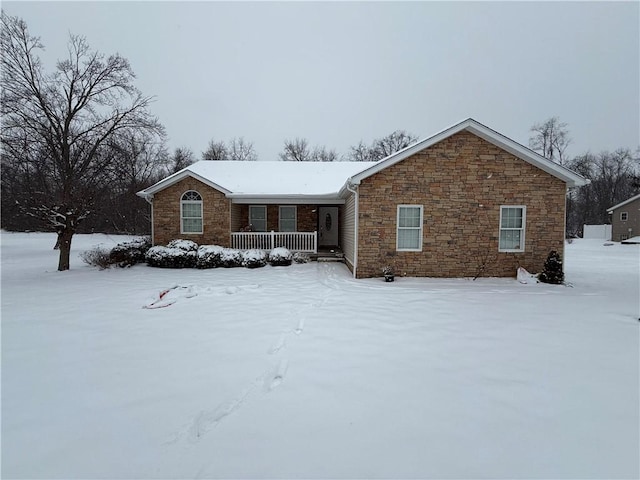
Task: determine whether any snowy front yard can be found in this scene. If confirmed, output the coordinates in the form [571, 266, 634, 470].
[2, 232, 638, 479]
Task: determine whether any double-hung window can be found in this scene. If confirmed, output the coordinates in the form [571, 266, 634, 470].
[249, 205, 267, 232]
[181, 191, 203, 234]
[499, 206, 526, 252]
[279, 206, 297, 232]
[397, 205, 423, 251]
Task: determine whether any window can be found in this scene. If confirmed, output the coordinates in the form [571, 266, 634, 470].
[181, 191, 203, 234]
[397, 205, 423, 251]
[249, 205, 267, 232]
[620, 212, 628, 221]
[279, 206, 297, 232]
[499, 206, 526, 252]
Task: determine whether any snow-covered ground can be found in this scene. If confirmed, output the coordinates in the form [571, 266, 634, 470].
[2, 232, 639, 479]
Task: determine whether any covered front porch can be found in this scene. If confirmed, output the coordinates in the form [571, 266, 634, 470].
[229, 203, 343, 254]
[231, 231, 318, 253]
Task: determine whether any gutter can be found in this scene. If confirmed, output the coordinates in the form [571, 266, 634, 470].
[346, 180, 359, 278]
[136, 192, 155, 244]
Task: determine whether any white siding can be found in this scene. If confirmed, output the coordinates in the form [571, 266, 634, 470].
[341, 192, 356, 270]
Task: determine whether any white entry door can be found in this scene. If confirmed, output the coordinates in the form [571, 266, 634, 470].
[318, 207, 339, 246]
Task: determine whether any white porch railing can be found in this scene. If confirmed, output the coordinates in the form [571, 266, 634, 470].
[231, 231, 317, 253]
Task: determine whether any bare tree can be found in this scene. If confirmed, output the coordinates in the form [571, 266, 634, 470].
[371, 130, 418, 160]
[529, 117, 571, 165]
[170, 147, 196, 172]
[567, 148, 639, 232]
[311, 145, 338, 162]
[280, 138, 312, 161]
[202, 139, 228, 160]
[202, 137, 257, 161]
[347, 140, 377, 162]
[346, 130, 418, 162]
[228, 137, 258, 161]
[0, 13, 163, 270]
[279, 138, 337, 162]
[102, 130, 169, 234]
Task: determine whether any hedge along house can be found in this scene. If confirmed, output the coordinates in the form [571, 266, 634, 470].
[137, 118, 588, 278]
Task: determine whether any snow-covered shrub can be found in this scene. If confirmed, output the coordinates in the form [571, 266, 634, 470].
[220, 248, 243, 268]
[538, 250, 564, 284]
[109, 237, 151, 267]
[293, 252, 310, 264]
[242, 249, 267, 269]
[145, 245, 197, 268]
[196, 245, 224, 269]
[80, 245, 112, 269]
[268, 247, 292, 266]
[166, 239, 198, 252]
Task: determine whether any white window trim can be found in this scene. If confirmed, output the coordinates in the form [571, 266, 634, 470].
[620, 211, 628, 221]
[396, 205, 423, 252]
[249, 205, 267, 232]
[180, 190, 203, 234]
[279, 206, 297, 232]
[499, 205, 526, 253]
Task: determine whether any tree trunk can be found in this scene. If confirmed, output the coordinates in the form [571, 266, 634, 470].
[54, 229, 63, 249]
[57, 227, 74, 271]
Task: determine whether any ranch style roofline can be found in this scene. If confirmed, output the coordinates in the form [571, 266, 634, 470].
[137, 118, 590, 202]
[607, 192, 640, 213]
[136, 169, 232, 200]
[344, 118, 590, 189]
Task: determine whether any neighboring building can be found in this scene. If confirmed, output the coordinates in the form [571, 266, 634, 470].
[607, 193, 640, 242]
[137, 118, 588, 278]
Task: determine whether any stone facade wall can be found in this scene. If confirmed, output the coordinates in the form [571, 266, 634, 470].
[152, 177, 231, 246]
[356, 131, 567, 278]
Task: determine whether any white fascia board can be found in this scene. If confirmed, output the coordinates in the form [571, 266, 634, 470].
[607, 193, 640, 213]
[229, 194, 344, 205]
[348, 118, 589, 188]
[464, 121, 589, 188]
[136, 169, 232, 199]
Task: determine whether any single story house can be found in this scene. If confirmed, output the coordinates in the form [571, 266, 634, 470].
[137, 118, 588, 278]
[607, 193, 640, 242]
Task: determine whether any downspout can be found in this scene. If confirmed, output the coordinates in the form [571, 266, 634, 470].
[346, 180, 359, 278]
[143, 194, 154, 245]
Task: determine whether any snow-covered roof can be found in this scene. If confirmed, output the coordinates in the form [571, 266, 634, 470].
[138, 118, 590, 203]
[348, 118, 590, 188]
[607, 193, 640, 213]
[138, 161, 377, 203]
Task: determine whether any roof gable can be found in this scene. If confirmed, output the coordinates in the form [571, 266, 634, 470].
[137, 161, 377, 201]
[607, 193, 640, 213]
[348, 118, 589, 188]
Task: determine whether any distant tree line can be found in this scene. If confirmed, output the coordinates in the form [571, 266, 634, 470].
[529, 117, 639, 236]
[3, 13, 637, 271]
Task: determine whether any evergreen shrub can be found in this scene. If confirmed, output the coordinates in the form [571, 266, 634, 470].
[538, 250, 564, 284]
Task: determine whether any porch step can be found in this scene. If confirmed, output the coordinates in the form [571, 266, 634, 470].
[316, 256, 344, 263]
[311, 250, 344, 263]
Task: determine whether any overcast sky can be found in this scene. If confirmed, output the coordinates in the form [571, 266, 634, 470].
[5, 1, 639, 161]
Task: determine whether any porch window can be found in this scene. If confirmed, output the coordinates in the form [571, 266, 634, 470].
[620, 212, 628, 221]
[279, 206, 297, 232]
[181, 191, 203, 234]
[499, 206, 526, 252]
[397, 205, 423, 251]
[249, 205, 267, 232]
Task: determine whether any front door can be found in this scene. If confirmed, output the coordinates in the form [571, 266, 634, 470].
[318, 207, 339, 247]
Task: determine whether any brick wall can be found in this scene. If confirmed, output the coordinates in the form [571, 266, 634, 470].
[152, 177, 231, 246]
[356, 131, 567, 278]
